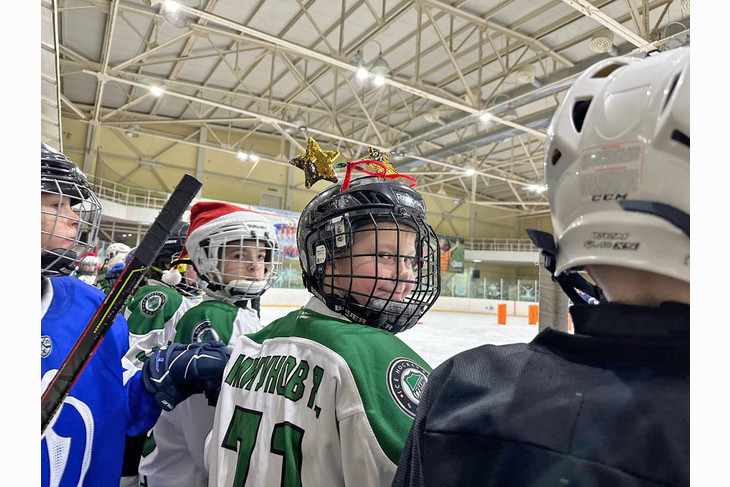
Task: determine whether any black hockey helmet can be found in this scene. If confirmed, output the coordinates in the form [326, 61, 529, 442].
[41, 143, 95, 206]
[150, 221, 189, 277]
[297, 175, 440, 333]
[41, 143, 102, 277]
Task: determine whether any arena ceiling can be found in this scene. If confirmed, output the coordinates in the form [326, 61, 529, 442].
[47, 0, 690, 218]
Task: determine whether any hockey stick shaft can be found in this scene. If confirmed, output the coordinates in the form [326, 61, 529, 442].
[41, 174, 202, 434]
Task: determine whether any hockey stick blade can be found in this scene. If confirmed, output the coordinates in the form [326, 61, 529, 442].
[41, 174, 202, 434]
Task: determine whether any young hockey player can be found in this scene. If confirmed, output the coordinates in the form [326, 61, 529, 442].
[208, 172, 441, 487]
[394, 47, 690, 486]
[137, 201, 282, 487]
[40, 143, 231, 487]
[119, 222, 206, 487]
[97, 241, 131, 293]
[73, 252, 99, 285]
[124, 221, 204, 368]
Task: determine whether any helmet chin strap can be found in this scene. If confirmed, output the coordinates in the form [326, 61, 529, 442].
[201, 278, 265, 303]
[224, 279, 266, 296]
[41, 248, 79, 276]
[526, 229, 606, 305]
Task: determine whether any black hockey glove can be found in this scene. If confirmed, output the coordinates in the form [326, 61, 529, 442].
[142, 341, 231, 411]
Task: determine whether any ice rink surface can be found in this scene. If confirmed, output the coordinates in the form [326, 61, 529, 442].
[260, 306, 540, 368]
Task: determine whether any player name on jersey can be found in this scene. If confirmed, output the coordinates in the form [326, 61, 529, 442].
[224, 353, 325, 418]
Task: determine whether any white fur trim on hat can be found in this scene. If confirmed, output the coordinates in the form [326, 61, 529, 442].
[162, 267, 182, 286]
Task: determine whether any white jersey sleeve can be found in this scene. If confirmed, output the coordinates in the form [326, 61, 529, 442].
[138, 301, 263, 487]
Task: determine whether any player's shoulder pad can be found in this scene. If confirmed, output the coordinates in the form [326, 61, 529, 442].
[173, 300, 238, 345]
[126, 285, 184, 328]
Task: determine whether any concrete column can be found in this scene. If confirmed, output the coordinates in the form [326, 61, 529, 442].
[537, 264, 570, 333]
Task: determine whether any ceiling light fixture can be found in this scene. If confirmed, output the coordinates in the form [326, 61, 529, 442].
[503, 108, 518, 121]
[150, 85, 165, 97]
[478, 111, 494, 130]
[489, 94, 518, 121]
[353, 41, 390, 87]
[370, 54, 391, 77]
[124, 124, 140, 138]
[661, 22, 689, 51]
[354, 50, 368, 81]
[424, 107, 442, 124]
[289, 112, 307, 132]
[516, 64, 536, 84]
[235, 146, 260, 162]
[356, 65, 369, 80]
[525, 184, 547, 193]
[159, 0, 199, 28]
[590, 28, 619, 56]
[390, 150, 407, 162]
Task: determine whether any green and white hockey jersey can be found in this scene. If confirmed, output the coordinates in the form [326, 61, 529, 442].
[138, 299, 264, 487]
[208, 297, 432, 487]
[123, 281, 203, 368]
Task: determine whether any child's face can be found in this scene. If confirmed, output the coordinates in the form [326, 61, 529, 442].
[220, 239, 268, 284]
[329, 222, 418, 305]
[41, 193, 80, 251]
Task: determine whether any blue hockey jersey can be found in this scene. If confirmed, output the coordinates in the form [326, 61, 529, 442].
[41, 276, 160, 486]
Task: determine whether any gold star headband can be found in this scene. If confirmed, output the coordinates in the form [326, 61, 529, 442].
[287, 137, 340, 189]
[288, 137, 417, 191]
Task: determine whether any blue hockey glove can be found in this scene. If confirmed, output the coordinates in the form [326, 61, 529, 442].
[142, 341, 231, 411]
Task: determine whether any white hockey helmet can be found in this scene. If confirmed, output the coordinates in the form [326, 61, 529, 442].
[184, 201, 282, 302]
[105, 242, 131, 266]
[78, 253, 100, 275]
[544, 47, 689, 283]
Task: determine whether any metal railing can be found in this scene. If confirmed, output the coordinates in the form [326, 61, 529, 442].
[90, 176, 539, 254]
[464, 237, 538, 252]
[89, 176, 171, 210]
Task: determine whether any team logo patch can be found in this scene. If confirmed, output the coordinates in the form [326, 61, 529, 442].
[387, 358, 429, 418]
[191, 320, 221, 343]
[41, 335, 52, 358]
[140, 291, 168, 317]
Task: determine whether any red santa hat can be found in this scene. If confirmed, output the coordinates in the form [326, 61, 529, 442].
[161, 201, 253, 286]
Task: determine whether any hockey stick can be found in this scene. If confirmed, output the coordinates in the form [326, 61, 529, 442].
[41, 174, 202, 434]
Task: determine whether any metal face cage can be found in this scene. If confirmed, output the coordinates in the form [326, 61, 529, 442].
[193, 226, 283, 301]
[41, 176, 102, 277]
[315, 211, 440, 334]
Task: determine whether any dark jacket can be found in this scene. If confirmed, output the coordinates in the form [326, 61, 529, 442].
[393, 302, 689, 487]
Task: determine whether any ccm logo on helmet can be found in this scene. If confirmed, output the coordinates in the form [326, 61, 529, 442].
[591, 193, 627, 201]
